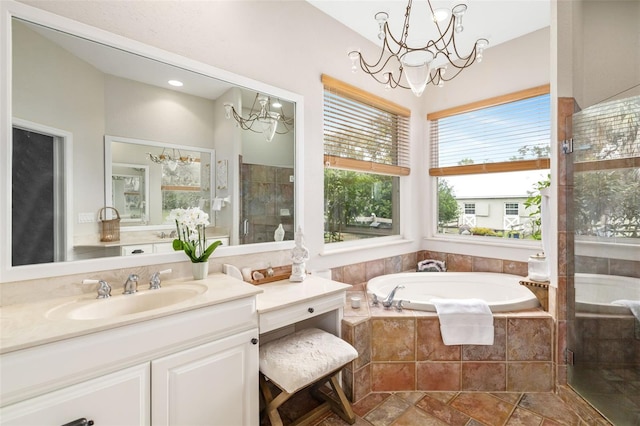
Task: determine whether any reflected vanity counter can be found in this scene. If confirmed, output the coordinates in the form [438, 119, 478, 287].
[72, 227, 229, 259]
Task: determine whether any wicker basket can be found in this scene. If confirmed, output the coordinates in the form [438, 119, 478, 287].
[99, 207, 121, 242]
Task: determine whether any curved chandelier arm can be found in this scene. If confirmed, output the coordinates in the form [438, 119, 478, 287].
[348, 0, 489, 96]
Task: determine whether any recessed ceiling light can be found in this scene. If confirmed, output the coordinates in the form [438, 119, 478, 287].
[168, 80, 183, 87]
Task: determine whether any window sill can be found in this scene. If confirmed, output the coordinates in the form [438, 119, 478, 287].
[423, 234, 542, 261]
[321, 236, 413, 256]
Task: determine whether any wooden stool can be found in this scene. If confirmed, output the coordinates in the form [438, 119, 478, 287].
[259, 328, 358, 426]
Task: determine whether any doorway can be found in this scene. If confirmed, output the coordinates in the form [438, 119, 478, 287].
[12, 125, 67, 266]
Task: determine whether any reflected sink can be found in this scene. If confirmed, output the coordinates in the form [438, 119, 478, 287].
[47, 284, 208, 320]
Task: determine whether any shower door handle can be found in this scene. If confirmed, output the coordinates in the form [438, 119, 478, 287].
[242, 219, 249, 236]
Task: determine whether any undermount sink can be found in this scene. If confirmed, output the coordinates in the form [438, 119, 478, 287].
[46, 284, 208, 320]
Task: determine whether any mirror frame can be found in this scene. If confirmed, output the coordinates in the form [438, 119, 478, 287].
[105, 135, 215, 231]
[110, 162, 150, 225]
[0, 0, 305, 282]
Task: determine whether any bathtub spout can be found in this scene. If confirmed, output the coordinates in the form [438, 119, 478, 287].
[382, 285, 404, 308]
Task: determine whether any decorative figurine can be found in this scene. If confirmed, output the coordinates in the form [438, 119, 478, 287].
[290, 226, 309, 282]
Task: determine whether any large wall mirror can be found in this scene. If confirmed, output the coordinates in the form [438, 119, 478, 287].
[0, 1, 303, 282]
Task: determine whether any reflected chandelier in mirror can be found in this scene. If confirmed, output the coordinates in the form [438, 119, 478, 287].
[0, 0, 303, 282]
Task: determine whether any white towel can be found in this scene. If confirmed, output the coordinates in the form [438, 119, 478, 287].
[431, 298, 494, 345]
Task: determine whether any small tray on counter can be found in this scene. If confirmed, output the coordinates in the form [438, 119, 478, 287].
[249, 265, 292, 285]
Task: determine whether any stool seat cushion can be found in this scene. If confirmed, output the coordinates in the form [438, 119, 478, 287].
[259, 328, 358, 393]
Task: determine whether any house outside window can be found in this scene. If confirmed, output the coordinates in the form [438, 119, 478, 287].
[430, 85, 550, 239]
[322, 75, 410, 244]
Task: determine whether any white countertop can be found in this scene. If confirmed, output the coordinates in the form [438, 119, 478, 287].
[0, 274, 352, 355]
[255, 276, 352, 313]
[0, 273, 262, 354]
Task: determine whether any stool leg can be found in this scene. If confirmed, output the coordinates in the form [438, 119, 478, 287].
[309, 374, 356, 425]
[327, 375, 356, 424]
[260, 375, 294, 426]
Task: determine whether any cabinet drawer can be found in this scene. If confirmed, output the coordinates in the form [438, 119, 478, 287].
[0, 363, 150, 426]
[153, 242, 174, 253]
[121, 244, 154, 256]
[259, 292, 345, 334]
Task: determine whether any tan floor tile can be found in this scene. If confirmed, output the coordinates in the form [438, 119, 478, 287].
[505, 407, 543, 425]
[518, 393, 581, 425]
[363, 394, 411, 426]
[491, 392, 523, 405]
[423, 391, 459, 404]
[415, 394, 471, 426]
[450, 392, 514, 426]
[352, 392, 391, 417]
[391, 406, 449, 426]
[394, 391, 426, 405]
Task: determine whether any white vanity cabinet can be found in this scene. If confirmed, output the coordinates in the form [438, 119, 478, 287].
[0, 363, 150, 425]
[0, 294, 260, 426]
[152, 329, 258, 426]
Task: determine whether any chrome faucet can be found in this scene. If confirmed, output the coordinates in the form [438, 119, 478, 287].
[149, 269, 172, 290]
[382, 285, 404, 308]
[123, 273, 139, 295]
[83, 279, 111, 299]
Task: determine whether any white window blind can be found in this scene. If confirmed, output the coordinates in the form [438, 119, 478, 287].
[429, 86, 550, 175]
[322, 75, 410, 176]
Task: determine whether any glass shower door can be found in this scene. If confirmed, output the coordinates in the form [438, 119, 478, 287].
[568, 95, 640, 425]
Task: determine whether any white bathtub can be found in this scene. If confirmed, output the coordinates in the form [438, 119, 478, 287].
[366, 272, 540, 313]
[575, 273, 640, 315]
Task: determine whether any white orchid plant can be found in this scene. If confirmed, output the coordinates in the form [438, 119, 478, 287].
[168, 207, 222, 263]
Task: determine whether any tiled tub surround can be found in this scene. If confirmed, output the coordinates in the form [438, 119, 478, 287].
[341, 299, 554, 402]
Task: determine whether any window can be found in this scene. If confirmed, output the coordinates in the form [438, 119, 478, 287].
[322, 75, 410, 243]
[430, 85, 550, 239]
[505, 203, 519, 216]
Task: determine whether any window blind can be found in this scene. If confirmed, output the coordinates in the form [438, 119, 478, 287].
[322, 75, 411, 176]
[429, 86, 550, 175]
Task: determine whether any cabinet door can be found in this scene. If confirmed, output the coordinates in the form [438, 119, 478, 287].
[152, 329, 259, 426]
[0, 363, 150, 426]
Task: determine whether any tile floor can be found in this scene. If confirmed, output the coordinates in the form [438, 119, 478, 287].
[265, 389, 611, 426]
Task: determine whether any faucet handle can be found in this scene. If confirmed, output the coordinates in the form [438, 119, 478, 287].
[83, 279, 111, 299]
[149, 269, 172, 290]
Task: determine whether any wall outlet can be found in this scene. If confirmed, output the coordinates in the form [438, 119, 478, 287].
[78, 212, 95, 223]
[289, 175, 294, 183]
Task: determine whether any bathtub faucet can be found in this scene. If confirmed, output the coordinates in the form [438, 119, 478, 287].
[382, 285, 404, 308]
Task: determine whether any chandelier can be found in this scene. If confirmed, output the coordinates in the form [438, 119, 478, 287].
[224, 93, 294, 142]
[147, 148, 195, 172]
[348, 0, 489, 97]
